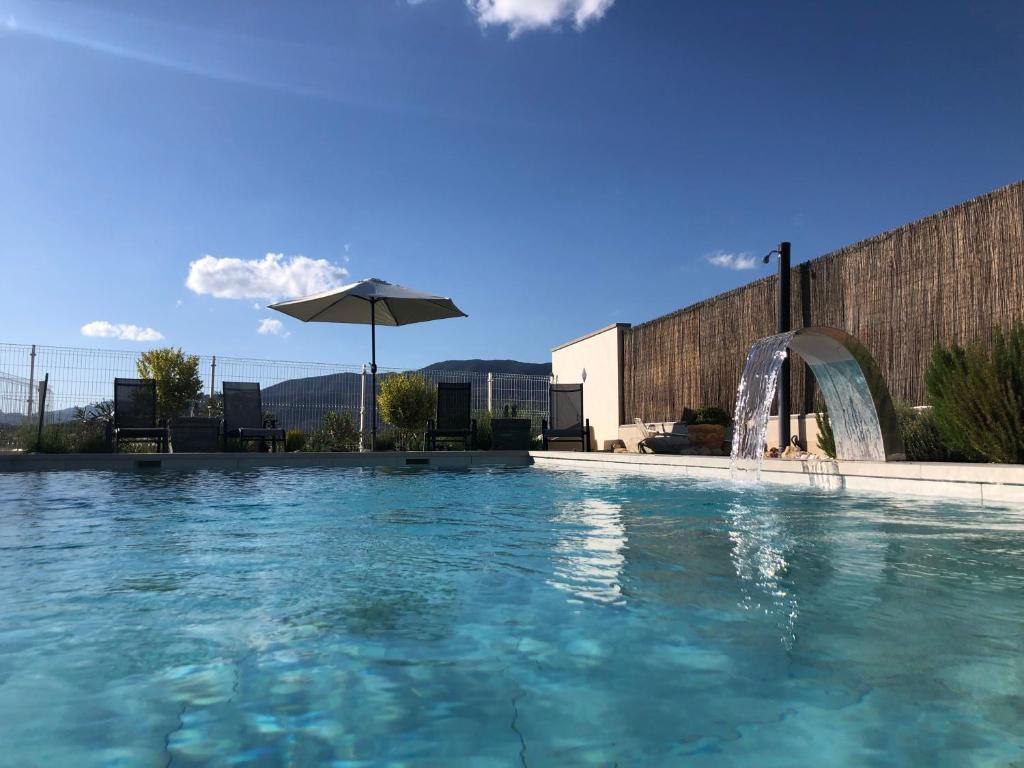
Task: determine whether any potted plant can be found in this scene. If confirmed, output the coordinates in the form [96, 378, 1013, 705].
[686, 406, 730, 452]
[491, 403, 532, 450]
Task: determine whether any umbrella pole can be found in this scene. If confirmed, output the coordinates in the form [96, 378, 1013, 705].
[370, 299, 377, 451]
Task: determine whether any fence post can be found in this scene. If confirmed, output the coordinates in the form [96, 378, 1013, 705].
[35, 374, 48, 451]
[359, 364, 367, 451]
[209, 355, 217, 398]
[26, 344, 36, 418]
[487, 372, 494, 415]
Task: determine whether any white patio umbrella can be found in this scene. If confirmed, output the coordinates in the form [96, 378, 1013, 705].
[268, 278, 467, 450]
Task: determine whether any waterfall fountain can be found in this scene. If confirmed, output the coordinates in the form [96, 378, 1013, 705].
[730, 333, 795, 477]
[730, 327, 904, 477]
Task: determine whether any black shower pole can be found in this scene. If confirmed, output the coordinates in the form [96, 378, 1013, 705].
[777, 241, 792, 450]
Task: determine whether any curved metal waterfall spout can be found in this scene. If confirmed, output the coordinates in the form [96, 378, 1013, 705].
[731, 327, 905, 464]
[788, 327, 904, 461]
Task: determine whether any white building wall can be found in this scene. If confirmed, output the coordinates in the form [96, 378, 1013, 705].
[551, 324, 630, 451]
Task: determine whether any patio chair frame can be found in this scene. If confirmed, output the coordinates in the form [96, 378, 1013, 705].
[112, 377, 169, 453]
[424, 382, 476, 450]
[541, 383, 590, 452]
[222, 381, 285, 452]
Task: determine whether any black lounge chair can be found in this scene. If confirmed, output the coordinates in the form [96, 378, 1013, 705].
[542, 383, 589, 451]
[635, 418, 689, 454]
[424, 382, 476, 450]
[222, 381, 285, 452]
[112, 377, 169, 453]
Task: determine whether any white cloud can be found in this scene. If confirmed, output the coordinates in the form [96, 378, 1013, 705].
[185, 252, 348, 301]
[175, 299, 183, 308]
[81, 321, 164, 342]
[466, 0, 615, 34]
[257, 318, 288, 337]
[4, 15, 16, 31]
[705, 251, 758, 271]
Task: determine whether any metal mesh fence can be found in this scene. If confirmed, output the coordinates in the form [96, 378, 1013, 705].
[0, 343, 550, 452]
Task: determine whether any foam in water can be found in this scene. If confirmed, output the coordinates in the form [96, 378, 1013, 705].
[730, 332, 795, 478]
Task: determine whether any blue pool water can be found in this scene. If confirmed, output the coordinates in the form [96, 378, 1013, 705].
[1, 466, 1022, 766]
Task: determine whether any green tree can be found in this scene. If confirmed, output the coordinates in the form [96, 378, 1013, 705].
[377, 373, 435, 450]
[136, 347, 203, 423]
[925, 324, 1024, 463]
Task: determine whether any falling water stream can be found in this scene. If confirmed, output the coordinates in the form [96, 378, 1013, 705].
[729, 332, 795, 478]
[730, 329, 894, 477]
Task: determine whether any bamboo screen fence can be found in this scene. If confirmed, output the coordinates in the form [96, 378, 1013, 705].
[623, 180, 1024, 422]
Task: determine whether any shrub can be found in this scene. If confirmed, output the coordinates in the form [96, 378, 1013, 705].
[815, 408, 836, 458]
[377, 373, 435, 450]
[691, 406, 730, 426]
[136, 348, 203, 424]
[307, 411, 360, 452]
[285, 429, 306, 452]
[474, 411, 492, 450]
[76, 400, 113, 425]
[895, 404, 954, 462]
[925, 324, 1024, 463]
[17, 419, 110, 453]
[204, 394, 223, 419]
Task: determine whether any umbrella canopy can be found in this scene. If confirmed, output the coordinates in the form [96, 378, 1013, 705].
[268, 278, 467, 450]
[268, 278, 466, 326]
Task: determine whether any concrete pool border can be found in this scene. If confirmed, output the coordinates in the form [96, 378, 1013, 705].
[3, 449, 1023, 506]
[529, 451, 1024, 505]
[0, 450, 531, 473]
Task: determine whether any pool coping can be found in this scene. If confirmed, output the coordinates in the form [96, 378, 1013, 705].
[0, 450, 532, 473]
[528, 451, 1024, 505]
[5, 449, 1023, 506]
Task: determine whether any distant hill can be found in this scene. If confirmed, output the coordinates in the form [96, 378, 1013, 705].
[0, 407, 77, 425]
[420, 359, 552, 376]
[260, 359, 550, 431]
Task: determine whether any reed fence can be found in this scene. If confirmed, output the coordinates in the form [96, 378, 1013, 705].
[624, 180, 1024, 422]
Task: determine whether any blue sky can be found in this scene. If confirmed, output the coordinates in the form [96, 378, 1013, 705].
[2, 0, 1022, 368]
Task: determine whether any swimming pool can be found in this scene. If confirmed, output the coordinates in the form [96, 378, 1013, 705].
[1, 466, 1022, 766]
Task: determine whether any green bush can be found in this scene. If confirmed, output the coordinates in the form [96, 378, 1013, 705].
[377, 373, 435, 450]
[16, 419, 111, 453]
[815, 408, 836, 458]
[306, 411, 360, 452]
[474, 411, 492, 450]
[285, 429, 306, 452]
[204, 393, 223, 419]
[895, 404, 955, 462]
[691, 406, 731, 426]
[925, 324, 1024, 463]
[136, 347, 203, 423]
